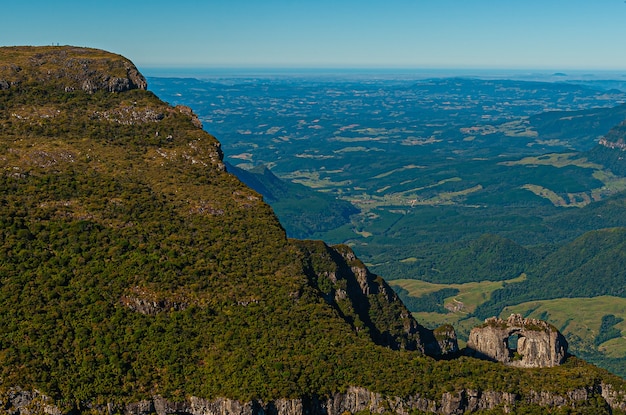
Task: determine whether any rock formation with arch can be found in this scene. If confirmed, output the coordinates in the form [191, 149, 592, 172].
[466, 314, 568, 368]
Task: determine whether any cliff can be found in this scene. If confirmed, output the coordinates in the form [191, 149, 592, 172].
[3, 383, 626, 415]
[599, 119, 626, 151]
[588, 118, 626, 177]
[1, 46, 626, 414]
[296, 240, 457, 355]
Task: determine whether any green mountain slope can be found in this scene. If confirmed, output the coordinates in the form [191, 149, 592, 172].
[0, 46, 447, 403]
[396, 234, 539, 284]
[225, 162, 358, 238]
[1, 46, 626, 414]
[475, 227, 626, 320]
[470, 224, 626, 378]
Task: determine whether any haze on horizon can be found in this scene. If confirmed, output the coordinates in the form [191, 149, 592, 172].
[2, 0, 626, 72]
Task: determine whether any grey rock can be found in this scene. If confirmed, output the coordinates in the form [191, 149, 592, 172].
[3, 384, 625, 415]
[466, 314, 568, 367]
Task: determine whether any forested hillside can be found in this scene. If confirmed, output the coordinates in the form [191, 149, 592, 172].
[475, 227, 626, 320]
[225, 162, 358, 238]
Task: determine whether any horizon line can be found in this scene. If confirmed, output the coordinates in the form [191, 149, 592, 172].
[141, 65, 626, 72]
[141, 66, 626, 81]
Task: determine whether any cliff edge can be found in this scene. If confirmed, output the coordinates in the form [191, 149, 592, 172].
[296, 240, 458, 355]
[0, 46, 146, 92]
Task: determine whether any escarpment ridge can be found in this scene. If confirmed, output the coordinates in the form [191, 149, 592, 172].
[1, 46, 626, 414]
[0, 46, 146, 92]
[4, 384, 626, 415]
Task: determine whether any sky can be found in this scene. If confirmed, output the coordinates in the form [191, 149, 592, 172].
[2, 1, 626, 72]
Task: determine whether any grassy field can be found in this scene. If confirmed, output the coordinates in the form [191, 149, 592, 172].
[501, 153, 626, 202]
[390, 275, 526, 314]
[502, 296, 626, 358]
[389, 275, 527, 344]
[498, 153, 603, 169]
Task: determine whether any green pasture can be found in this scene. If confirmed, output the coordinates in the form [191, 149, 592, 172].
[502, 296, 626, 358]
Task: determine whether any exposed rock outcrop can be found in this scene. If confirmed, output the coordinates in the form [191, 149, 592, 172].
[431, 324, 459, 356]
[119, 286, 189, 315]
[295, 240, 458, 356]
[598, 118, 626, 152]
[466, 314, 568, 367]
[3, 384, 625, 415]
[599, 136, 626, 151]
[0, 388, 61, 415]
[175, 104, 203, 128]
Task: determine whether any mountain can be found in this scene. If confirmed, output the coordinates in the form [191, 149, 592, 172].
[146, 57, 626, 387]
[1, 46, 626, 414]
[586, 119, 626, 176]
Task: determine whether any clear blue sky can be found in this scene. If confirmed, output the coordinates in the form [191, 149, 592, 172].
[2, 0, 626, 71]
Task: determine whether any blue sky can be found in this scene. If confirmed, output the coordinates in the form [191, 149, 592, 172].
[2, 1, 626, 71]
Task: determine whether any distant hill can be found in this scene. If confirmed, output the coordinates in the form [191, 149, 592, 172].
[225, 162, 358, 238]
[475, 227, 626, 320]
[472, 123, 626, 319]
[525, 103, 626, 151]
[586, 119, 626, 175]
[373, 234, 538, 285]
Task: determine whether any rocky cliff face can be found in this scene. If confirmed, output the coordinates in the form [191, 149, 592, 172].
[466, 314, 568, 368]
[295, 240, 458, 356]
[599, 117, 626, 150]
[3, 384, 626, 415]
[587, 120, 626, 176]
[599, 135, 626, 151]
